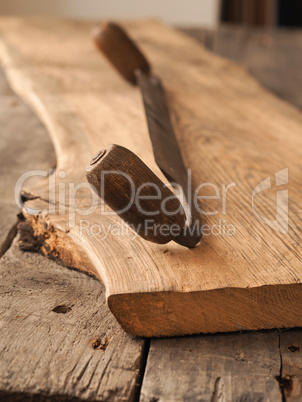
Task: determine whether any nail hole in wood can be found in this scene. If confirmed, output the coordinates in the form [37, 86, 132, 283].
[288, 345, 300, 352]
[90, 337, 111, 351]
[276, 374, 294, 393]
[52, 305, 72, 314]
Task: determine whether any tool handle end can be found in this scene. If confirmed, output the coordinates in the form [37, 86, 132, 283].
[86, 145, 190, 246]
[92, 22, 151, 84]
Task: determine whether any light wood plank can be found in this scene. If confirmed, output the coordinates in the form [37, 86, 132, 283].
[0, 18, 302, 336]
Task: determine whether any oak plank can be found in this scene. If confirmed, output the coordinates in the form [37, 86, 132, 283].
[1, 18, 302, 336]
[140, 331, 282, 401]
[0, 240, 145, 401]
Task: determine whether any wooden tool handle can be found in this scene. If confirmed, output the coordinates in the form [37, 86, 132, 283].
[86, 145, 187, 245]
[92, 22, 150, 85]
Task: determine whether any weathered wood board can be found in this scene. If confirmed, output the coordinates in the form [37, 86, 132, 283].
[182, 26, 302, 110]
[0, 239, 145, 401]
[279, 329, 302, 401]
[212, 26, 302, 111]
[140, 331, 282, 401]
[1, 18, 302, 337]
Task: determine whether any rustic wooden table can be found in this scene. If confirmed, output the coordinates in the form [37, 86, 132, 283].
[0, 25, 301, 401]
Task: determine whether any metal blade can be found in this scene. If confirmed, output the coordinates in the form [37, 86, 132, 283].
[136, 70, 201, 247]
[136, 71, 188, 191]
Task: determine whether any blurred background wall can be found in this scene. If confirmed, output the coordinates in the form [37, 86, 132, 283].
[0, 0, 221, 26]
[1, 0, 301, 27]
[221, 0, 302, 27]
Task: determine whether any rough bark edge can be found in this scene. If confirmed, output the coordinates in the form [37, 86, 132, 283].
[18, 209, 100, 281]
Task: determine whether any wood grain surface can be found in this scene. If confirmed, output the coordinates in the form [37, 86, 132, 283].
[182, 26, 302, 110]
[212, 26, 302, 111]
[140, 26, 302, 402]
[0, 18, 302, 337]
[140, 331, 282, 401]
[1, 24, 302, 401]
[279, 329, 302, 401]
[0, 239, 145, 401]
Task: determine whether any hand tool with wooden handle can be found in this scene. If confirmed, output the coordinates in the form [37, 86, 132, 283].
[87, 22, 202, 248]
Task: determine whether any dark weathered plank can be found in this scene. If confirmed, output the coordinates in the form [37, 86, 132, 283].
[178, 27, 214, 51]
[0, 240, 145, 401]
[0, 68, 55, 255]
[140, 331, 282, 401]
[279, 329, 302, 401]
[182, 26, 302, 110]
[214, 26, 302, 110]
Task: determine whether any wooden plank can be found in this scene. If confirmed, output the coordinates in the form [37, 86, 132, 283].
[183, 26, 302, 109]
[279, 329, 302, 401]
[140, 331, 282, 401]
[1, 18, 302, 337]
[0, 239, 145, 401]
[177, 27, 215, 51]
[211, 26, 302, 110]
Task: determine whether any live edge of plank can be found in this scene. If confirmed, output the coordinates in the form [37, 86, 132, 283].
[108, 284, 302, 337]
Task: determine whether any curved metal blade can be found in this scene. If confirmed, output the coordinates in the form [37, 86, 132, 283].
[136, 70, 202, 247]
